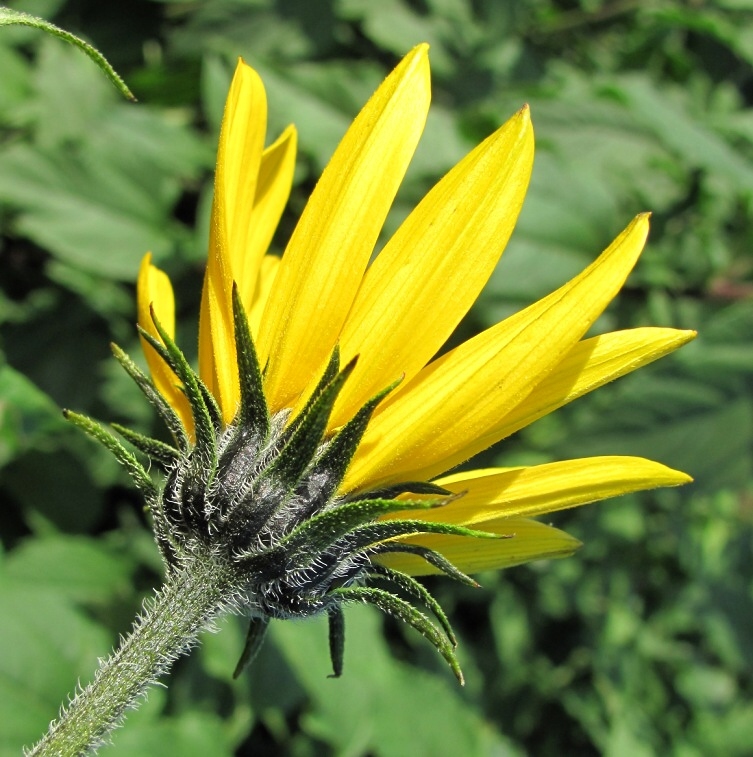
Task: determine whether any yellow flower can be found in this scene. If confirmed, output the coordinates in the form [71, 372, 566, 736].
[138, 45, 693, 579]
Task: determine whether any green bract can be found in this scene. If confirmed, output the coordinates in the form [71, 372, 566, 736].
[68, 286, 499, 684]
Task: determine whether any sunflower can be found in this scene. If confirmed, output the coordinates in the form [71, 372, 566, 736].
[73, 45, 693, 685]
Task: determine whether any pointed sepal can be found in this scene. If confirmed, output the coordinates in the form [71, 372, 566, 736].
[233, 616, 270, 679]
[345, 480, 452, 502]
[111, 423, 180, 466]
[138, 312, 215, 460]
[369, 564, 458, 647]
[267, 357, 357, 489]
[310, 377, 402, 505]
[63, 410, 156, 498]
[280, 497, 443, 561]
[337, 518, 509, 559]
[282, 346, 340, 442]
[232, 284, 270, 437]
[332, 586, 464, 684]
[370, 542, 480, 588]
[327, 606, 345, 678]
[111, 343, 189, 451]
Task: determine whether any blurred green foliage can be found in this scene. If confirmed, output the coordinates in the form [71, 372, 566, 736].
[1, 0, 752, 755]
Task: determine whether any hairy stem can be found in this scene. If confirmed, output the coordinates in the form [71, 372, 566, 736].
[27, 554, 238, 756]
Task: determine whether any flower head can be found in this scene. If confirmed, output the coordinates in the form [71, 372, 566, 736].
[75, 45, 694, 683]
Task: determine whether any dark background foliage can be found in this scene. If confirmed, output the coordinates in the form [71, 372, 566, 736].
[1, 0, 752, 754]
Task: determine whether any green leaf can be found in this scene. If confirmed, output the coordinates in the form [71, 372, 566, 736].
[0, 144, 173, 279]
[0, 363, 64, 469]
[618, 76, 753, 193]
[4, 534, 135, 605]
[0, 34, 32, 117]
[99, 711, 234, 757]
[268, 606, 523, 757]
[0, 565, 113, 754]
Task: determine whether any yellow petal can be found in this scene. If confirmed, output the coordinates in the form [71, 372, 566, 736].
[136, 253, 192, 430]
[198, 60, 288, 424]
[378, 327, 695, 490]
[387, 456, 691, 525]
[198, 264, 237, 422]
[238, 125, 297, 311]
[494, 326, 696, 441]
[329, 106, 534, 427]
[344, 215, 651, 491]
[248, 254, 280, 338]
[221, 60, 268, 288]
[137, 253, 175, 340]
[376, 518, 581, 576]
[258, 45, 432, 413]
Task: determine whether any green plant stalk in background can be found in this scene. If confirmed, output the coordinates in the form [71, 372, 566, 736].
[0, 8, 135, 101]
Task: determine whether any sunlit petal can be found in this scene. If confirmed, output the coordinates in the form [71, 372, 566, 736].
[344, 215, 651, 490]
[376, 518, 581, 576]
[329, 107, 534, 427]
[238, 125, 297, 311]
[248, 254, 280, 338]
[137, 253, 175, 341]
[386, 456, 691, 525]
[136, 254, 192, 429]
[493, 326, 696, 441]
[199, 59, 268, 423]
[258, 45, 431, 412]
[221, 61, 269, 281]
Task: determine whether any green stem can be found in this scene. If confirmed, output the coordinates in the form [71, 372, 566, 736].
[0, 8, 136, 101]
[27, 555, 238, 756]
